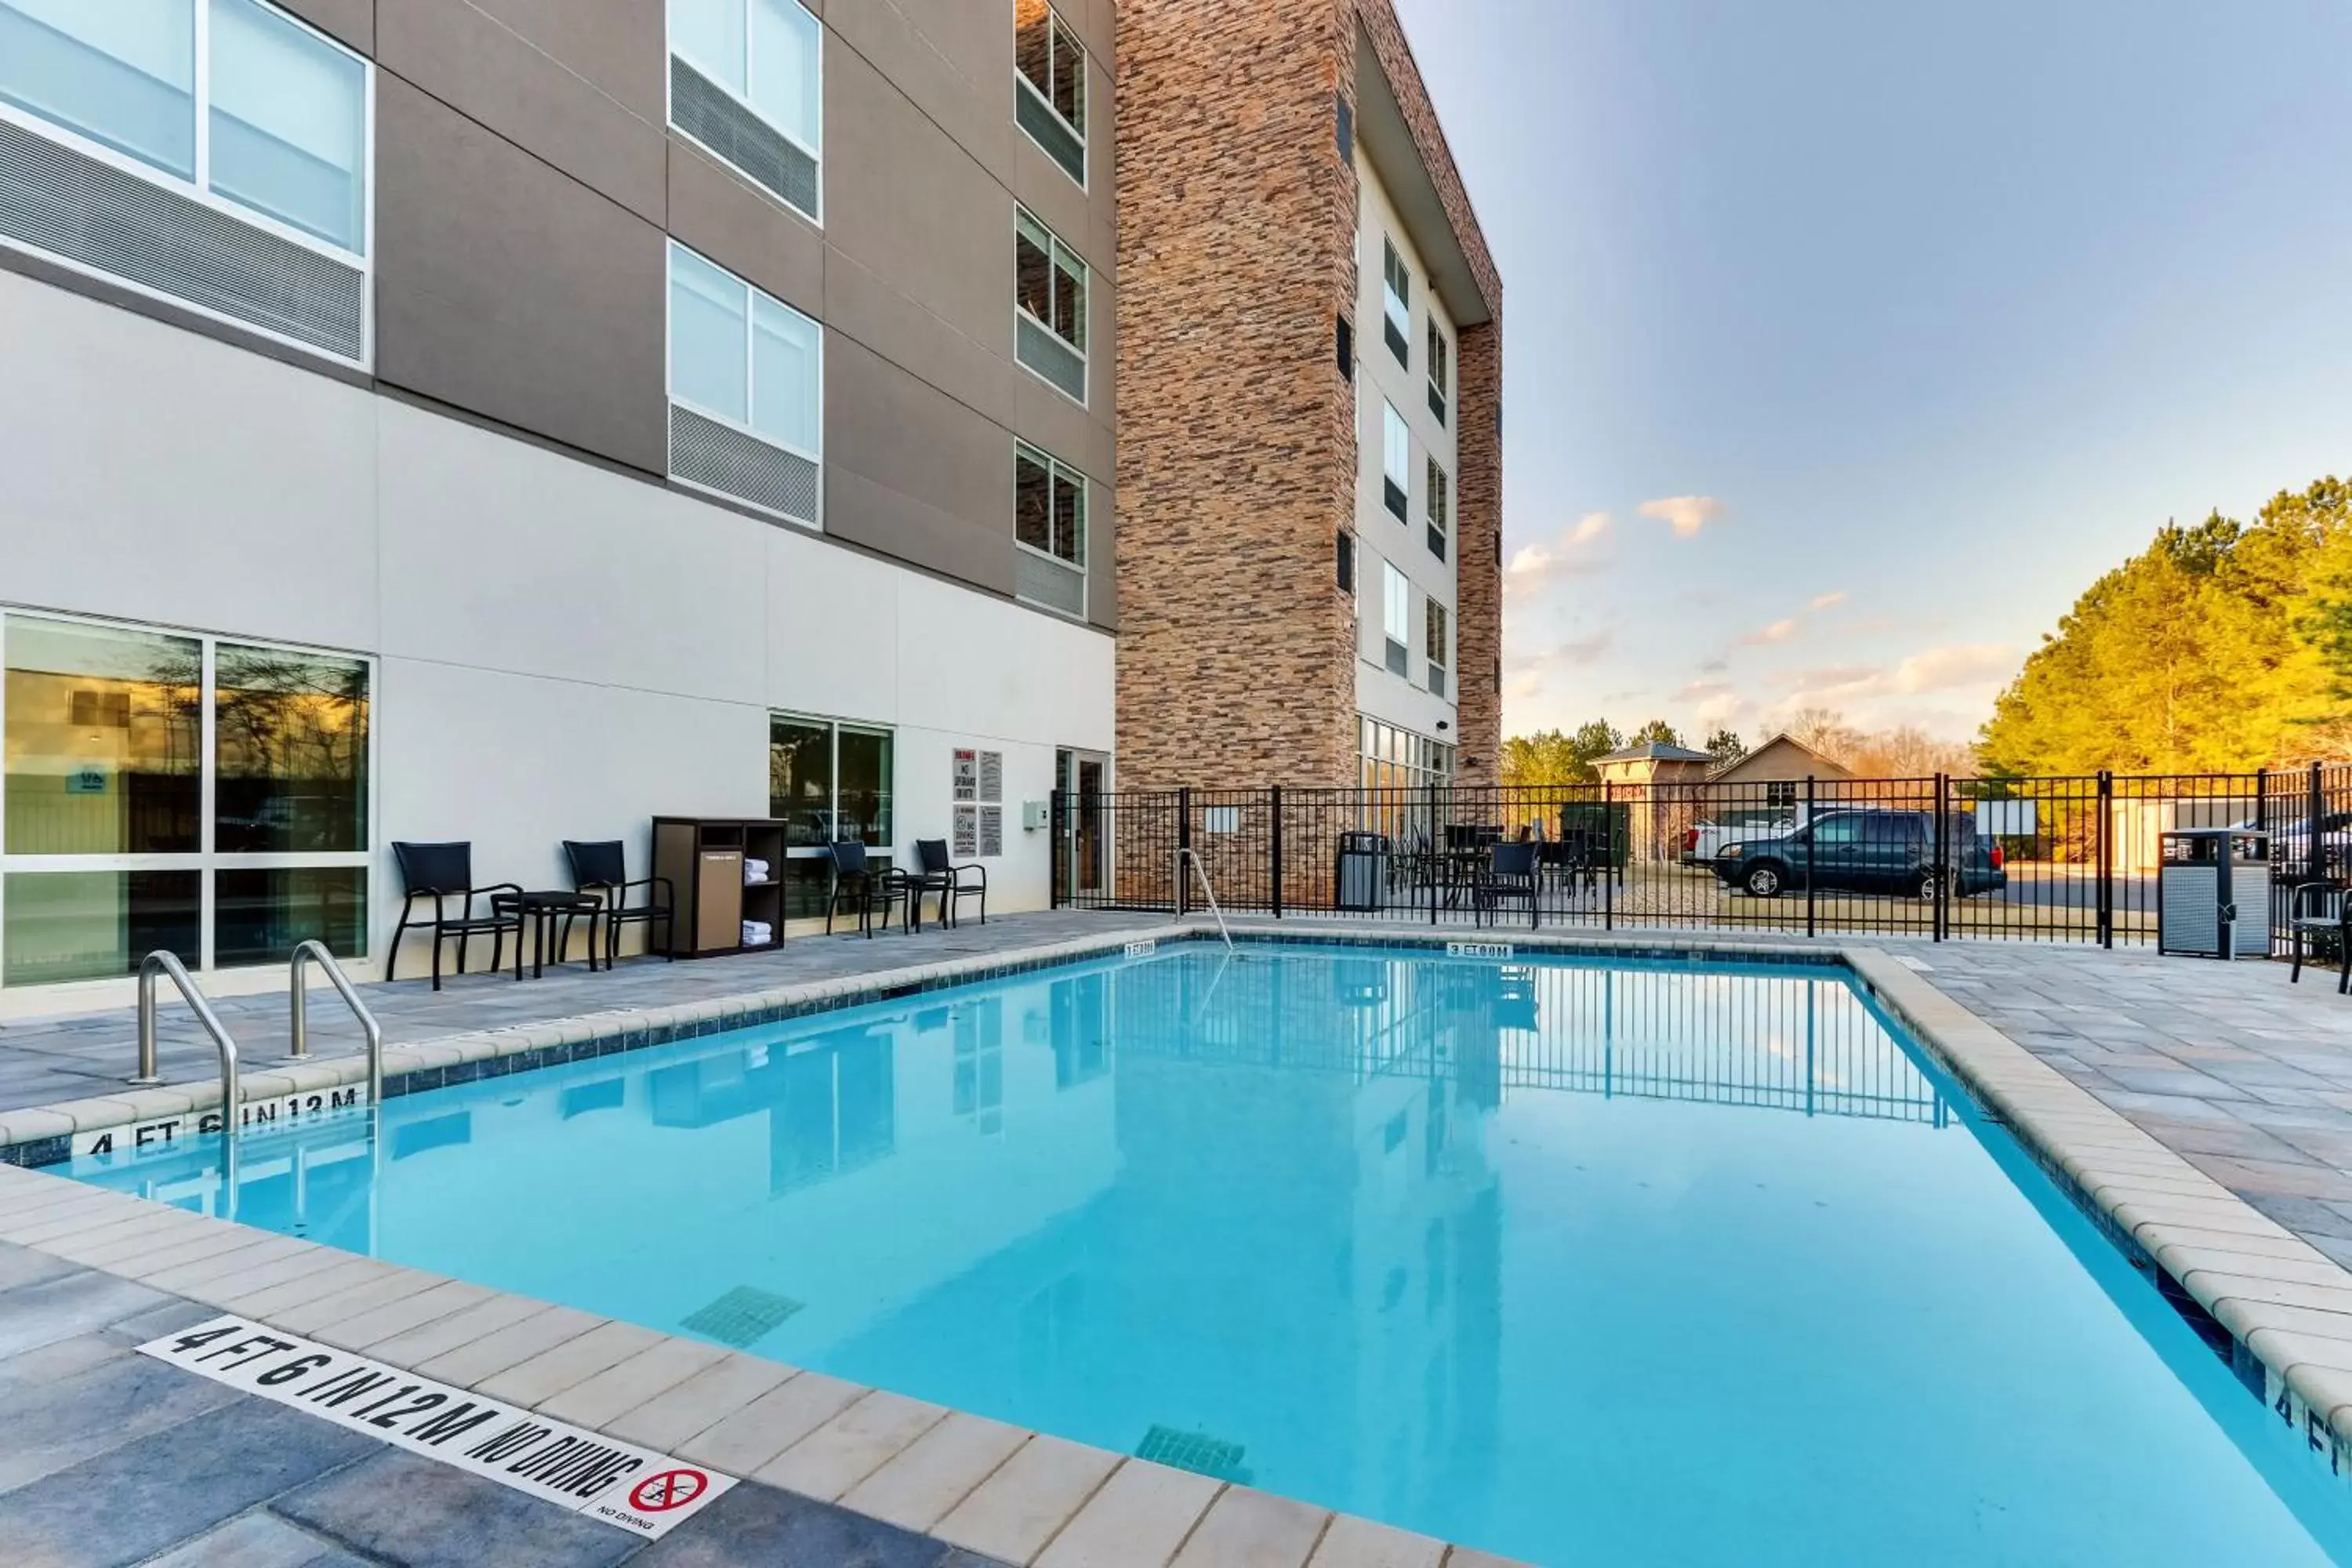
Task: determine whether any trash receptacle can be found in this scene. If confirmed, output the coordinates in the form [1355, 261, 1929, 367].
[1337, 831, 1390, 912]
[2158, 827, 2270, 959]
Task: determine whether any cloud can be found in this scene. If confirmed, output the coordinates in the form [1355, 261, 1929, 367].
[1778, 643, 2013, 704]
[1740, 617, 1801, 646]
[1638, 495, 1726, 539]
[1503, 514, 1614, 597]
[1808, 590, 1849, 612]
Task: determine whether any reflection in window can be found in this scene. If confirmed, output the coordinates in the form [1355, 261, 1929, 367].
[1015, 208, 1087, 354]
[214, 866, 365, 967]
[769, 716, 833, 848]
[1, 869, 198, 985]
[207, 0, 367, 249]
[213, 643, 368, 853]
[4, 615, 201, 855]
[837, 727, 893, 848]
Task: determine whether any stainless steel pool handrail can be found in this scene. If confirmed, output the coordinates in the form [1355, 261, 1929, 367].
[289, 941, 384, 1105]
[1175, 848, 1234, 949]
[133, 952, 241, 1211]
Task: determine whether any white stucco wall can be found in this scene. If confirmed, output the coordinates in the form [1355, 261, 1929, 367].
[1351, 151, 1460, 750]
[0, 271, 1114, 1008]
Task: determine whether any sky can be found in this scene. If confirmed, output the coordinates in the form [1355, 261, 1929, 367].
[1389, 0, 2352, 746]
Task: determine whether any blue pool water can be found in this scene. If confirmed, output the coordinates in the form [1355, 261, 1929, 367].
[65, 944, 2352, 1565]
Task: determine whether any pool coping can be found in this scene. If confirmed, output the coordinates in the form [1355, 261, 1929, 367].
[5, 920, 2352, 1555]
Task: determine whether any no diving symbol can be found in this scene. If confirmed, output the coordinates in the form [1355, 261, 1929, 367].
[630, 1469, 709, 1513]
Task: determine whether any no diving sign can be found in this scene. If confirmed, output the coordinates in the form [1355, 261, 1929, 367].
[140, 1316, 733, 1538]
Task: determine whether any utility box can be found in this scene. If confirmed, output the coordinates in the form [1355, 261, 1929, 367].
[1336, 831, 1390, 913]
[2158, 827, 2270, 959]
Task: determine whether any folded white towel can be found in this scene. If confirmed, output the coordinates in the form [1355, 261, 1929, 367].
[742, 920, 773, 944]
[743, 858, 771, 881]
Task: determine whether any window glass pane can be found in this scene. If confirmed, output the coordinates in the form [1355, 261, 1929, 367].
[2, 869, 198, 986]
[0, 0, 194, 179]
[670, 245, 749, 424]
[212, 643, 368, 853]
[838, 728, 892, 847]
[751, 293, 820, 453]
[1015, 449, 1051, 554]
[769, 716, 833, 848]
[782, 854, 830, 921]
[214, 866, 366, 967]
[1051, 16, 1083, 133]
[1384, 402, 1409, 485]
[1428, 321, 1449, 394]
[1014, 0, 1051, 96]
[1052, 246, 1086, 350]
[672, 0, 745, 95]
[1053, 469, 1084, 565]
[750, 0, 819, 151]
[1384, 564, 1409, 641]
[208, 0, 366, 250]
[1016, 220, 1052, 325]
[1426, 600, 1447, 664]
[5, 615, 200, 855]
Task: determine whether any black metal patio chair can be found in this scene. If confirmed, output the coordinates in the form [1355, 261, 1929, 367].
[2288, 881, 2352, 991]
[1472, 840, 1542, 930]
[825, 840, 913, 938]
[387, 841, 524, 990]
[911, 837, 987, 928]
[563, 840, 677, 967]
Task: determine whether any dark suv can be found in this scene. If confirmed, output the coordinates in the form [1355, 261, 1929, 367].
[1711, 809, 2007, 899]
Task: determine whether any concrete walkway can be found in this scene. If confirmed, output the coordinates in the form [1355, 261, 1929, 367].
[0, 912, 1167, 1118]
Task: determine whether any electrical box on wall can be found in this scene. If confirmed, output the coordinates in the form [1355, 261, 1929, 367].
[1022, 800, 1050, 831]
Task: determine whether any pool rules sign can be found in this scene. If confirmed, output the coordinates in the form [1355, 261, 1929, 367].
[140, 1317, 734, 1538]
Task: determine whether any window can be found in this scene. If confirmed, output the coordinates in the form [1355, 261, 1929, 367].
[1426, 456, 1450, 561]
[1016, 207, 1088, 404]
[1381, 238, 1411, 365]
[770, 714, 893, 918]
[1015, 443, 1087, 619]
[1014, 1, 1086, 187]
[1, 612, 370, 988]
[669, 0, 822, 222]
[1428, 318, 1450, 424]
[667, 241, 822, 525]
[1381, 561, 1410, 677]
[1337, 530, 1356, 597]
[1425, 598, 1450, 699]
[1336, 90, 1353, 164]
[0, 0, 371, 361]
[1337, 315, 1354, 381]
[1381, 401, 1410, 521]
[1359, 716, 1454, 793]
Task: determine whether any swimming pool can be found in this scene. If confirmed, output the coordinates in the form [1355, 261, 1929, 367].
[61, 942, 2352, 1564]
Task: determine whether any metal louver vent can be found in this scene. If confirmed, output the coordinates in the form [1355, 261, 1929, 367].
[671, 57, 819, 221]
[1017, 550, 1085, 619]
[1017, 316, 1086, 403]
[670, 405, 820, 525]
[1015, 86, 1085, 185]
[0, 119, 365, 361]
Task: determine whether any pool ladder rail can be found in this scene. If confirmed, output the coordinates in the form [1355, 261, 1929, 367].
[286, 939, 386, 1105]
[131, 949, 241, 1210]
[1175, 848, 1235, 949]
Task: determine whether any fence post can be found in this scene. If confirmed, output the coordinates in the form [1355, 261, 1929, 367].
[1050, 789, 1065, 909]
[2096, 771, 2114, 949]
[1934, 772, 1949, 942]
[1805, 775, 1817, 939]
[2312, 760, 2328, 884]
[1176, 786, 1192, 917]
[1428, 777, 1441, 926]
[1269, 786, 1284, 920]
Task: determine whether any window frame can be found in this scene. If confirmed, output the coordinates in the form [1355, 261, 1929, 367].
[1381, 399, 1411, 521]
[1014, 205, 1090, 406]
[1381, 560, 1411, 677]
[1014, 441, 1088, 619]
[665, 0, 826, 227]
[1013, 0, 1087, 191]
[0, 605, 378, 990]
[770, 711, 895, 872]
[0, 0, 378, 368]
[665, 238, 826, 527]
[1381, 237, 1411, 365]
[1425, 595, 1450, 697]
[1427, 318, 1450, 424]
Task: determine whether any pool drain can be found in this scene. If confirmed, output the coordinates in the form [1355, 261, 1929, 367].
[1136, 1425, 1251, 1483]
[681, 1285, 804, 1347]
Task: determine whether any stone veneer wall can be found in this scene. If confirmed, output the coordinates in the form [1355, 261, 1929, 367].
[1115, 0, 1501, 789]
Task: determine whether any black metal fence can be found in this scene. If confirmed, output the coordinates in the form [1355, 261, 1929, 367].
[1051, 763, 2352, 952]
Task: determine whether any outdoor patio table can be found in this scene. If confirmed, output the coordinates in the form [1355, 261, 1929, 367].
[493, 891, 606, 978]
